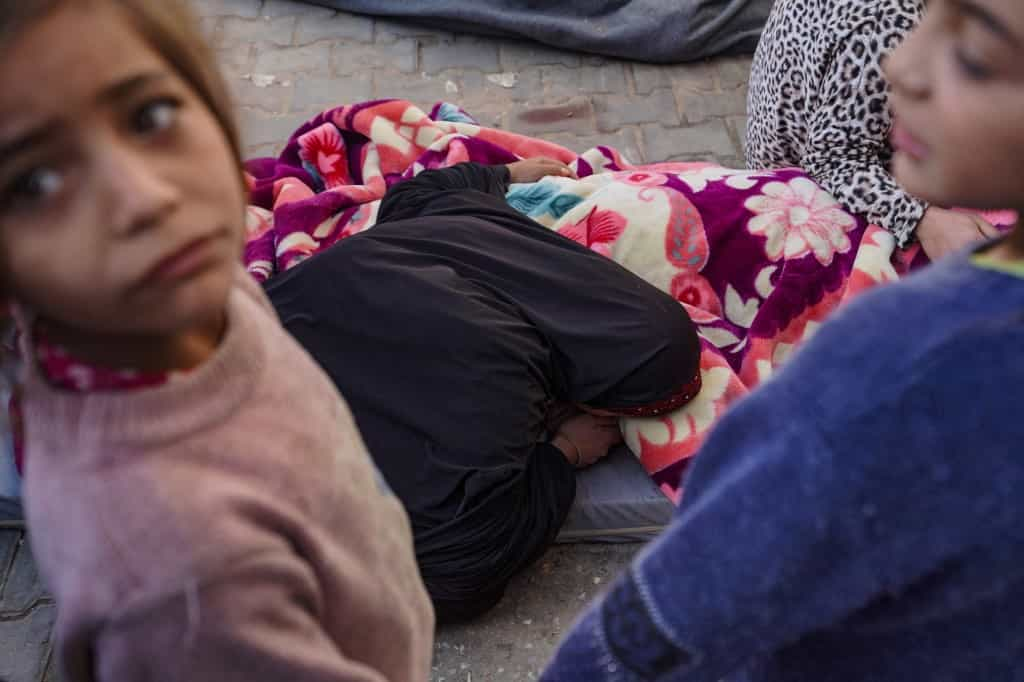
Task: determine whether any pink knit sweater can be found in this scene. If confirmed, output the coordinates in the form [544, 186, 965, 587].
[18, 271, 434, 681]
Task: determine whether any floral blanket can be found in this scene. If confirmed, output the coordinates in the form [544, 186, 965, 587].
[244, 99, 926, 502]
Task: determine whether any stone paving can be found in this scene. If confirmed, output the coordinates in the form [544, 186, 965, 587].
[0, 526, 57, 682]
[0, 1, 753, 679]
[201, 0, 750, 164]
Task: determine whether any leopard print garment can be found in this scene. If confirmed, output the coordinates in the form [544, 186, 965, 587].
[746, 0, 926, 247]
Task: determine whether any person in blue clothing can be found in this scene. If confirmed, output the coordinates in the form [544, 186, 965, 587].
[541, 0, 1024, 680]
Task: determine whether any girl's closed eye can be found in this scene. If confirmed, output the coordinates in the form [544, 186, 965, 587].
[955, 47, 994, 79]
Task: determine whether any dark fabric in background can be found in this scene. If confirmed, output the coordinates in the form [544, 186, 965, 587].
[301, 0, 771, 63]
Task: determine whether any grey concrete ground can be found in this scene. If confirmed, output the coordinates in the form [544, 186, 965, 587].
[0, 0, 753, 679]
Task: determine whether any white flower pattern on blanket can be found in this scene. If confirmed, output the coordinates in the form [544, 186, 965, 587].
[745, 177, 858, 266]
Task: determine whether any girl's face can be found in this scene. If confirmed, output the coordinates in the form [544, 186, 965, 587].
[887, 0, 1024, 211]
[0, 2, 245, 337]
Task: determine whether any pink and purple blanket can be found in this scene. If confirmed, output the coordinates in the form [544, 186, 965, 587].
[243, 99, 1006, 502]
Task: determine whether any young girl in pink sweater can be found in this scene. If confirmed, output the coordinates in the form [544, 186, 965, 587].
[0, 1, 433, 680]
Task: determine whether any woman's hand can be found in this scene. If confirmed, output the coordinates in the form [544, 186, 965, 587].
[552, 413, 622, 469]
[506, 158, 577, 184]
[916, 206, 1000, 262]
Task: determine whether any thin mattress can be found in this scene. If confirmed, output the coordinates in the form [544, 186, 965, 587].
[557, 445, 676, 543]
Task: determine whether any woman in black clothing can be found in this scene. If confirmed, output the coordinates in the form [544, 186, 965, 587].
[265, 160, 701, 622]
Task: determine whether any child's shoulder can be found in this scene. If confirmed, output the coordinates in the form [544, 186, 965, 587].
[835, 254, 1021, 334]
[775, 254, 1024, 421]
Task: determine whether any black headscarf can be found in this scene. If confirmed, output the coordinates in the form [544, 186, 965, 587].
[265, 163, 700, 620]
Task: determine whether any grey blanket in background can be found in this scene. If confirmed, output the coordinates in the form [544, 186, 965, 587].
[302, 0, 772, 63]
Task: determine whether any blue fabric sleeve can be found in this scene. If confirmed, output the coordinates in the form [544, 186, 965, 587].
[542, 279, 1024, 680]
[542, 382, 853, 681]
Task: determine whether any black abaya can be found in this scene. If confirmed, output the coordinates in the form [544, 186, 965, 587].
[265, 163, 700, 621]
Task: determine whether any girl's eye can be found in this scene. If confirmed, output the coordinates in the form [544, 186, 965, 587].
[955, 48, 993, 80]
[8, 167, 63, 204]
[133, 98, 181, 135]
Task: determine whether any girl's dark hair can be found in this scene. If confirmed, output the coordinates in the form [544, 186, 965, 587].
[1, 0, 241, 163]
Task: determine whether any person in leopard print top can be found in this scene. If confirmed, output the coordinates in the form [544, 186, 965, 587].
[747, 0, 999, 260]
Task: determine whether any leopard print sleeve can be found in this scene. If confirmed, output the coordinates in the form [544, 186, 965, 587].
[747, 0, 927, 248]
[801, 18, 927, 247]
